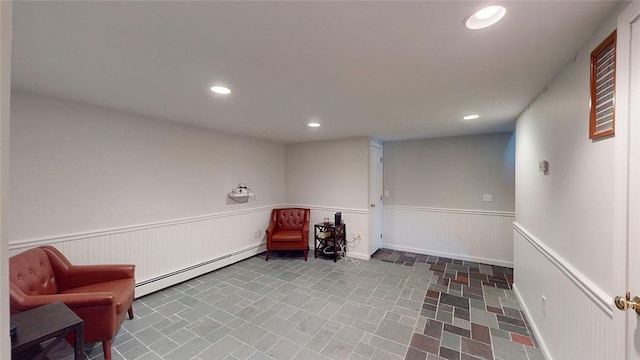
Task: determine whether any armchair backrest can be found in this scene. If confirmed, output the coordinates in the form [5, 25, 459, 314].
[273, 208, 310, 231]
[9, 247, 58, 298]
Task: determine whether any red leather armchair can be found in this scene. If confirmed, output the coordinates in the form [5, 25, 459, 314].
[9, 246, 135, 360]
[265, 208, 310, 261]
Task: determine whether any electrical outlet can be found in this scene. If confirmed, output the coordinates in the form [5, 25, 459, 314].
[351, 232, 362, 240]
[541, 295, 547, 316]
[483, 194, 493, 202]
[254, 230, 261, 238]
[539, 160, 549, 174]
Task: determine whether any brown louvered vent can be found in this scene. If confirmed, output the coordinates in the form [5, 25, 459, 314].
[590, 30, 616, 140]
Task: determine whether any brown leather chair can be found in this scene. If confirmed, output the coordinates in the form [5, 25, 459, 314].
[265, 208, 310, 261]
[9, 246, 135, 360]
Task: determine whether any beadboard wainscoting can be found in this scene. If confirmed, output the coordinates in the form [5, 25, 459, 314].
[8, 206, 279, 297]
[288, 204, 371, 261]
[383, 205, 515, 267]
[513, 223, 623, 360]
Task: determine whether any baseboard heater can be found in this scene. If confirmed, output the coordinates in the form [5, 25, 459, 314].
[135, 242, 266, 288]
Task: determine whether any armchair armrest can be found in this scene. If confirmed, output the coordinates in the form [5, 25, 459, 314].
[57, 264, 135, 291]
[10, 284, 115, 312]
[266, 221, 276, 236]
[266, 209, 278, 240]
[302, 222, 309, 242]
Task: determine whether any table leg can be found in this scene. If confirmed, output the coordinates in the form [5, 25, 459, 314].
[33, 336, 65, 360]
[74, 323, 84, 360]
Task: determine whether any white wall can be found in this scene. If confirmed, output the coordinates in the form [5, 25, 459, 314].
[513, 5, 626, 359]
[515, 67, 613, 292]
[10, 91, 286, 240]
[286, 137, 371, 259]
[384, 133, 515, 211]
[383, 133, 515, 266]
[9, 91, 287, 296]
[286, 137, 369, 209]
[0, 2, 11, 358]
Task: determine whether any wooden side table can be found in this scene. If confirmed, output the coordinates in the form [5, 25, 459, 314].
[314, 222, 346, 262]
[11, 301, 84, 360]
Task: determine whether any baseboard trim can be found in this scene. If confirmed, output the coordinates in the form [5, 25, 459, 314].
[383, 244, 513, 268]
[513, 222, 613, 317]
[384, 205, 515, 217]
[512, 284, 552, 360]
[135, 243, 266, 297]
[347, 252, 371, 261]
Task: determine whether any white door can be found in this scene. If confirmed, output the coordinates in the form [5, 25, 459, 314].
[628, 9, 640, 360]
[369, 143, 383, 254]
[617, 4, 640, 359]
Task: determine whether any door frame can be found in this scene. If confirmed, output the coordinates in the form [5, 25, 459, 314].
[615, 2, 640, 358]
[369, 141, 383, 255]
[0, 2, 11, 358]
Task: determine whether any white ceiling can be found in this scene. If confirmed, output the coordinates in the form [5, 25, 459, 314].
[11, 1, 622, 143]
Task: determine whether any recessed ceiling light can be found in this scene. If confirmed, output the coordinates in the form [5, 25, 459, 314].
[465, 6, 506, 30]
[463, 114, 480, 120]
[308, 122, 321, 127]
[210, 86, 231, 95]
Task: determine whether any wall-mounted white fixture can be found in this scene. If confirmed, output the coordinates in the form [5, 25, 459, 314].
[228, 183, 255, 203]
[483, 194, 493, 202]
[465, 6, 506, 30]
[308, 122, 320, 127]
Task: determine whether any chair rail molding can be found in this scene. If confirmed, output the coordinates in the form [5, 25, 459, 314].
[8, 204, 284, 250]
[513, 222, 613, 316]
[385, 204, 515, 217]
[285, 204, 370, 215]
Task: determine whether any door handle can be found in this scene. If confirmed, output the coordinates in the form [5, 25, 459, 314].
[370, 203, 376, 208]
[614, 292, 640, 315]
